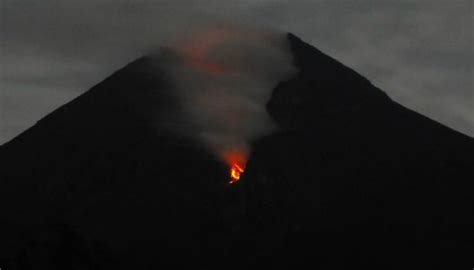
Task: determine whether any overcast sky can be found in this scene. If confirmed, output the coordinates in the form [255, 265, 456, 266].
[1, 0, 473, 144]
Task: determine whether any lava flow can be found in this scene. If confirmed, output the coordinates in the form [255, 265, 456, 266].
[229, 163, 244, 184]
[223, 150, 246, 184]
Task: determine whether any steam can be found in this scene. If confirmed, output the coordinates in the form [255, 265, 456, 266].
[163, 24, 296, 166]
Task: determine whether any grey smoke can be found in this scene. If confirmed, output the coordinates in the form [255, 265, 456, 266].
[163, 25, 296, 163]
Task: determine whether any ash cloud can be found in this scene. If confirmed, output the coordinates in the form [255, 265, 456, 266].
[163, 24, 296, 165]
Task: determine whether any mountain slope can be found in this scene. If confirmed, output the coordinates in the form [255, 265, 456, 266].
[241, 33, 474, 269]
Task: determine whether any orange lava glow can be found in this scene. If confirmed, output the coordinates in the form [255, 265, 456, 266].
[222, 150, 247, 184]
[229, 163, 244, 184]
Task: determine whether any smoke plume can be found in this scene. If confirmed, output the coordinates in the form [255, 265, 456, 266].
[163, 24, 296, 169]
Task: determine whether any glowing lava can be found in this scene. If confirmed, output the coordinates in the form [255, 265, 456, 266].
[222, 150, 246, 184]
[229, 163, 244, 184]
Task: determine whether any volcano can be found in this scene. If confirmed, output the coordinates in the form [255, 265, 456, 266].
[0, 34, 473, 269]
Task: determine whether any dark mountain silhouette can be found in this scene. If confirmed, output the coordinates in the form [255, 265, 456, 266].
[1, 33, 473, 269]
[243, 34, 474, 269]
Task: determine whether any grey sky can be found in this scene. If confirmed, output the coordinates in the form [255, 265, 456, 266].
[1, 0, 473, 144]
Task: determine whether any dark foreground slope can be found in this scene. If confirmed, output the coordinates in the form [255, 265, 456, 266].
[0, 34, 473, 269]
[242, 34, 474, 269]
